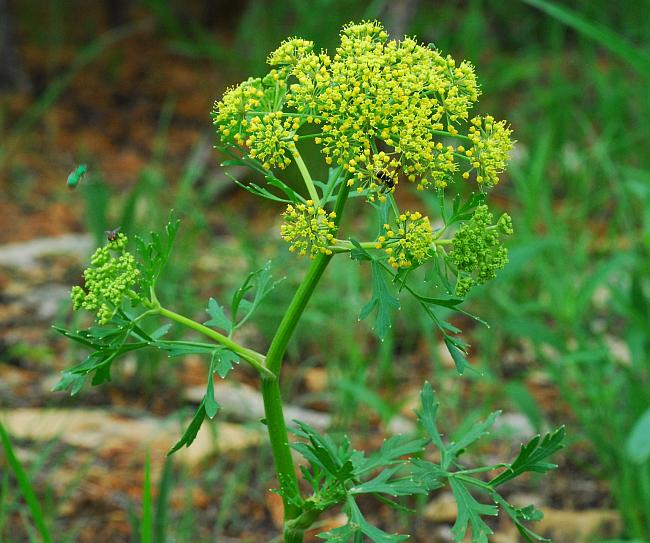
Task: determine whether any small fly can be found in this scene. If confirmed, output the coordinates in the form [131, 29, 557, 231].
[105, 227, 121, 242]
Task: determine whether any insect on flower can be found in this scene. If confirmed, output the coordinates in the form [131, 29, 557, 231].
[66, 164, 88, 190]
[105, 227, 121, 242]
[376, 170, 396, 190]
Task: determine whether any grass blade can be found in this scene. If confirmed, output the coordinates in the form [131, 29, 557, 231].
[140, 452, 153, 543]
[0, 423, 53, 543]
[153, 456, 173, 543]
[523, 0, 650, 77]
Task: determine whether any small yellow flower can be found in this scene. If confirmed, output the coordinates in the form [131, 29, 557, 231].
[280, 202, 338, 259]
[464, 115, 514, 187]
[378, 211, 434, 269]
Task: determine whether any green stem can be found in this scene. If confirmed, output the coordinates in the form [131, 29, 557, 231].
[293, 147, 320, 206]
[327, 237, 451, 254]
[157, 306, 273, 379]
[431, 129, 471, 141]
[330, 239, 378, 251]
[284, 133, 324, 141]
[261, 183, 350, 543]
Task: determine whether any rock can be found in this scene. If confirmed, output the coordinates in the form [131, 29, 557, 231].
[0, 234, 92, 269]
[534, 508, 621, 542]
[493, 412, 535, 442]
[0, 407, 260, 467]
[423, 492, 457, 523]
[22, 284, 71, 320]
[304, 367, 328, 392]
[184, 380, 332, 430]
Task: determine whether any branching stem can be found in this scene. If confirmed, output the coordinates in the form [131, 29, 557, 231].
[292, 147, 321, 206]
[156, 306, 272, 378]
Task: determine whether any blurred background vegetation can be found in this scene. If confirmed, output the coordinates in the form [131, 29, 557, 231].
[1, 0, 649, 542]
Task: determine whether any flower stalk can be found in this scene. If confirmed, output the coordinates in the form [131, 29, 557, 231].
[261, 182, 349, 543]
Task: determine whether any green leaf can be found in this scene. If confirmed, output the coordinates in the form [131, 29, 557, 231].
[492, 494, 549, 542]
[135, 214, 180, 289]
[355, 435, 425, 475]
[449, 477, 497, 543]
[231, 175, 297, 204]
[359, 260, 400, 340]
[626, 409, 650, 463]
[489, 426, 565, 487]
[168, 404, 206, 455]
[415, 382, 446, 453]
[204, 297, 232, 334]
[444, 336, 469, 375]
[231, 261, 280, 330]
[153, 456, 173, 543]
[409, 458, 445, 491]
[291, 422, 354, 483]
[414, 295, 464, 309]
[349, 467, 425, 497]
[318, 523, 355, 542]
[447, 192, 486, 225]
[447, 410, 500, 464]
[51, 371, 85, 395]
[347, 496, 409, 543]
[155, 340, 219, 357]
[204, 376, 220, 419]
[212, 348, 239, 379]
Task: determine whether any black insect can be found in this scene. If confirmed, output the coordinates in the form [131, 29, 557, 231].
[105, 227, 121, 241]
[376, 170, 396, 190]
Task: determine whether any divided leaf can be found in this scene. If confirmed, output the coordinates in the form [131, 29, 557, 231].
[359, 260, 400, 340]
[135, 215, 180, 290]
[413, 383, 564, 543]
[168, 404, 206, 455]
[204, 297, 232, 334]
[230, 261, 280, 330]
[449, 478, 497, 543]
[349, 467, 425, 497]
[212, 349, 239, 379]
[493, 494, 549, 542]
[489, 426, 565, 487]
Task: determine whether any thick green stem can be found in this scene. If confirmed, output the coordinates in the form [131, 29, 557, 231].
[157, 306, 273, 379]
[262, 183, 350, 542]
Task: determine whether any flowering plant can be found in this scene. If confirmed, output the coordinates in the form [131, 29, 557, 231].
[57, 21, 563, 543]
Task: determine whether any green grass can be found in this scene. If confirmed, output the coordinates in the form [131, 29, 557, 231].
[0, 424, 53, 543]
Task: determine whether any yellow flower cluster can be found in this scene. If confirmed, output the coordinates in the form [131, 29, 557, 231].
[288, 21, 482, 190]
[267, 37, 314, 66]
[212, 77, 265, 145]
[212, 20, 513, 192]
[280, 201, 338, 258]
[70, 234, 140, 324]
[343, 151, 400, 202]
[461, 115, 513, 187]
[286, 53, 332, 118]
[376, 211, 434, 268]
[246, 112, 299, 170]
